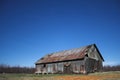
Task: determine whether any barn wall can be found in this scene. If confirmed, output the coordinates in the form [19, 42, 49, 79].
[47, 64, 52, 73]
[71, 60, 85, 73]
[57, 62, 64, 73]
[35, 59, 87, 74]
[84, 57, 103, 73]
[59, 60, 85, 74]
[47, 62, 64, 73]
[35, 64, 42, 73]
[85, 57, 96, 73]
[96, 60, 103, 72]
[35, 58, 103, 74]
[87, 45, 103, 61]
[35, 64, 46, 74]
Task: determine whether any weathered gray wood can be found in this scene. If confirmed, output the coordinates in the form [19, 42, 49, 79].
[35, 44, 104, 74]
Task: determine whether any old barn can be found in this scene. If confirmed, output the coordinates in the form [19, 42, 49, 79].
[35, 44, 104, 74]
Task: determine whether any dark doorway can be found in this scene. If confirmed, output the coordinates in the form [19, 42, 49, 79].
[64, 62, 71, 74]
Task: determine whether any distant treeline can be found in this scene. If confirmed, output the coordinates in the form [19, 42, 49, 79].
[103, 65, 120, 71]
[0, 64, 120, 74]
[0, 64, 35, 74]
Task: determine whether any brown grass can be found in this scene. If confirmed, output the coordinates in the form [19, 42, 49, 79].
[0, 71, 120, 80]
[55, 74, 120, 80]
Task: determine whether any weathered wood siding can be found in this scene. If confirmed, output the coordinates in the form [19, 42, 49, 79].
[36, 57, 103, 74]
[47, 63, 64, 73]
[87, 45, 103, 61]
[36, 59, 88, 74]
[85, 57, 103, 73]
[71, 60, 85, 73]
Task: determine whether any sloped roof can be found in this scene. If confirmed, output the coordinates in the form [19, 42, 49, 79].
[36, 44, 104, 64]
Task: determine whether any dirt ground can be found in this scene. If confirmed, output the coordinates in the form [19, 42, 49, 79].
[55, 73, 120, 80]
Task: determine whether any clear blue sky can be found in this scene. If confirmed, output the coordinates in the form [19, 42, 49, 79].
[0, 0, 120, 67]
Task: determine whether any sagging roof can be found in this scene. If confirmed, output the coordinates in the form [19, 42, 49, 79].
[36, 44, 104, 64]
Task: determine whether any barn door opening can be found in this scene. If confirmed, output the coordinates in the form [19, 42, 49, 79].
[64, 62, 71, 74]
[80, 65, 85, 73]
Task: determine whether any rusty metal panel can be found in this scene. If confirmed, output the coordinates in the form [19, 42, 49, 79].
[35, 44, 104, 64]
[36, 45, 90, 64]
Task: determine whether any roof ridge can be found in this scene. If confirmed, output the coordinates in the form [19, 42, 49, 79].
[48, 43, 95, 56]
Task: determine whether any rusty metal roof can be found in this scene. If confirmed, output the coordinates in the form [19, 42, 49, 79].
[35, 44, 104, 64]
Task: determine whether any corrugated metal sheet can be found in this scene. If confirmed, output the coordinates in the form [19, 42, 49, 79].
[36, 44, 92, 64]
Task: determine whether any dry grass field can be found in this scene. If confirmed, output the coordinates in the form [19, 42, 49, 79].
[0, 71, 120, 80]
